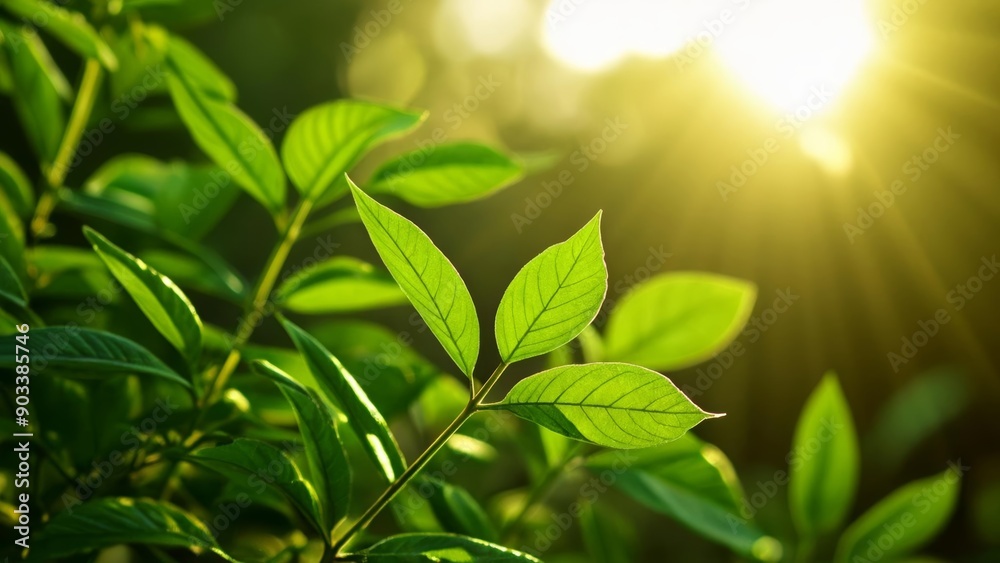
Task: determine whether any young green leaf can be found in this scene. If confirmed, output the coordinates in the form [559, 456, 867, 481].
[495, 212, 607, 363]
[367, 142, 523, 207]
[252, 360, 352, 535]
[604, 273, 756, 371]
[789, 372, 859, 539]
[188, 438, 325, 538]
[0, 20, 68, 165]
[140, 248, 247, 302]
[350, 179, 479, 378]
[351, 533, 541, 562]
[0, 327, 190, 387]
[424, 479, 498, 542]
[84, 227, 203, 364]
[487, 363, 718, 449]
[281, 317, 407, 481]
[281, 100, 425, 203]
[31, 497, 236, 561]
[0, 151, 34, 218]
[274, 256, 407, 314]
[1, 0, 118, 69]
[588, 435, 782, 561]
[165, 42, 285, 214]
[834, 468, 961, 563]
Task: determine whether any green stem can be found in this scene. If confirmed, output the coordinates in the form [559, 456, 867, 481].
[202, 197, 313, 406]
[31, 58, 104, 239]
[330, 363, 510, 557]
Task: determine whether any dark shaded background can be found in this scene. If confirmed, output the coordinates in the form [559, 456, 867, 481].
[3, 0, 999, 559]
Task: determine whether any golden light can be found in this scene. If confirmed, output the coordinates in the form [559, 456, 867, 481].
[543, 0, 876, 111]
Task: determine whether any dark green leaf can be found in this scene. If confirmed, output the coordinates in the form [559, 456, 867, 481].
[580, 504, 634, 563]
[604, 273, 756, 371]
[425, 479, 498, 542]
[0, 20, 67, 165]
[835, 468, 961, 563]
[140, 248, 246, 302]
[0, 254, 26, 301]
[0, 150, 34, 218]
[0, 326, 189, 387]
[32, 497, 234, 561]
[165, 37, 284, 214]
[368, 142, 522, 207]
[252, 360, 352, 535]
[187, 438, 325, 538]
[163, 32, 235, 100]
[495, 212, 606, 363]
[350, 179, 479, 378]
[351, 533, 541, 562]
[489, 363, 717, 449]
[274, 256, 407, 314]
[84, 227, 203, 364]
[281, 100, 425, 202]
[789, 372, 859, 538]
[1, 0, 118, 69]
[281, 317, 406, 481]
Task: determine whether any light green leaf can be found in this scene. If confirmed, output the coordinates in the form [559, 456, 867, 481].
[352, 533, 541, 562]
[588, 435, 782, 561]
[350, 179, 479, 378]
[0, 20, 68, 165]
[281, 100, 425, 202]
[163, 32, 235, 100]
[835, 468, 961, 563]
[1, 0, 118, 69]
[274, 256, 407, 314]
[252, 360, 352, 535]
[188, 438, 325, 538]
[281, 317, 406, 481]
[604, 273, 757, 371]
[488, 363, 717, 449]
[495, 212, 606, 363]
[0, 327, 190, 387]
[789, 372, 859, 538]
[165, 42, 284, 214]
[0, 151, 33, 218]
[140, 248, 246, 302]
[424, 479, 498, 542]
[31, 498, 235, 561]
[368, 142, 523, 207]
[84, 227, 203, 364]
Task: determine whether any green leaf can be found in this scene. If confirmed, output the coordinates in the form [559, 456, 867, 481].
[604, 273, 756, 371]
[1, 0, 118, 69]
[163, 32, 235, 100]
[580, 504, 634, 563]
[789, 372, 859, 538]
[84, 227, 203, 364]
[187, 438, 325, 538]
[424, 479, 498, 542]
[496, 212, 606, 363]
[281, 317, 406, 481]
[252, 360, 352, 535]
[350, 179, 479, 378]
[274, 256, 407, 314]
[0, 195, 26, 282]
[351, 533, 541, 562]
[32, 497, 234, 561]
[368, 142, 523, 207]
[0, 254, 25, 302]
[140, 248, 246, 302]
[0, 20, 68, 165]
[835, 468, 962, 563]
[0, 327, 189, 387]
[282, 100, 425, 202]
[588, 435, 782, 560]
[165, 40, 284, 214]
[489, 363, 717, 449]
[0, 151, 33, 218]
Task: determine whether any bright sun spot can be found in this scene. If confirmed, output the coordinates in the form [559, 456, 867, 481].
[543, 0, 875, 111]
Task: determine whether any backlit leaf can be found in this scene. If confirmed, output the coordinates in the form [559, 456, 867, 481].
[274, 256, 407, 314]
[1, 0, 118, 69]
